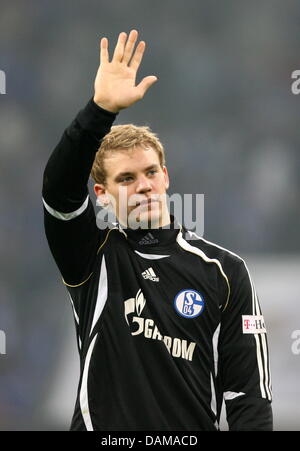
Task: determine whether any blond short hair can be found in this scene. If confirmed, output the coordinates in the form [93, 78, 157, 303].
[91, 124, 166, 185]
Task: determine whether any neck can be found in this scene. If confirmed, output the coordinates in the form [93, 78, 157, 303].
[118, 214, 181, 248]
[118, 210, 171, 230]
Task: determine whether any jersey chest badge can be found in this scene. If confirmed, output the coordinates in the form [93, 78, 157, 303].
[174, 289, 205, 318]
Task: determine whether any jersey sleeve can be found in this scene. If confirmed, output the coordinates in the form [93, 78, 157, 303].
[42, 99, 118, 286]
[218, 258, 273, 431]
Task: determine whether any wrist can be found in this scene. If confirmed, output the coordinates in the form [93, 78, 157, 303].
[76, 98, 118, 138]
[93, 96, 120, 114]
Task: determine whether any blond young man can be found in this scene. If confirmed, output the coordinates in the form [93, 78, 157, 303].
[43, 30, 272, 431]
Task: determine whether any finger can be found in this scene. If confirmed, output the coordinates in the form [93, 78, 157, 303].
[129, 40, 148, 72]
[122, 29, 138, 64]
[112, 32, 127, 62]
[100, 37, 109, 64]
[136, 75, 158, 97]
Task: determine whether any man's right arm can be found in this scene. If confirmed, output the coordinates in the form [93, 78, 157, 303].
[42, 100, 117, 286]
[43, 29, 158, 286]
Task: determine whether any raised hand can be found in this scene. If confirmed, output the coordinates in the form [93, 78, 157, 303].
[93, 30, 158, 113]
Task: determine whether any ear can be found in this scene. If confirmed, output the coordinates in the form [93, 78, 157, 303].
[94, 183, 110, 207]
[162, 166, 169, 190]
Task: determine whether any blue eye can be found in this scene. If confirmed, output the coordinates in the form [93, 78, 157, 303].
[120, 176, 133, 183]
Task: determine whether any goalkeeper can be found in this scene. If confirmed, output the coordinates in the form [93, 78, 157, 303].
[43, 30, 272, 431]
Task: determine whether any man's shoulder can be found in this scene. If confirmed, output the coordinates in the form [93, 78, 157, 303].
[181, 229, 245, 273]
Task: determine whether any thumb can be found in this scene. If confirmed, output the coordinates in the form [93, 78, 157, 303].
[136, 75, 158, 96]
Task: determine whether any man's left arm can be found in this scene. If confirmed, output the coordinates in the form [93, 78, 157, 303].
[218, 258, 273, 431]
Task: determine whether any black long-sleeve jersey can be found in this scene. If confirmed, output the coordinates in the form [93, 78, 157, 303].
[42, 99, 273, 431]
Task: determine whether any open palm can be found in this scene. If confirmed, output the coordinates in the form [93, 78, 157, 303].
[94, 30, 158, 113]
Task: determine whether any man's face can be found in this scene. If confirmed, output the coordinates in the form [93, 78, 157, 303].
[94, 145, 170, 228]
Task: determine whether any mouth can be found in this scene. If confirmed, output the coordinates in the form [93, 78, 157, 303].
[139, 199, 152, 206]
[137, 198, 159, 209]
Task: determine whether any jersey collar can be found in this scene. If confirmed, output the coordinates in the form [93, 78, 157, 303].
[117, 215, 182, 248]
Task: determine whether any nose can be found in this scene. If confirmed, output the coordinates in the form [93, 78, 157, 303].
[135, 174, 152, 193]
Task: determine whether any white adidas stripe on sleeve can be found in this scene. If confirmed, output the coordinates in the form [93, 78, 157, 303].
[42, 195, 89, 221]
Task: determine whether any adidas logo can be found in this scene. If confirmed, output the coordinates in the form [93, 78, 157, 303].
[142, 267, 159, 282]
[138, 232, 159, 245]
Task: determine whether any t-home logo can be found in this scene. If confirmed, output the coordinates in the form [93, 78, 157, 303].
[0, 330, 6, 355]
[0, 70, 6, 94]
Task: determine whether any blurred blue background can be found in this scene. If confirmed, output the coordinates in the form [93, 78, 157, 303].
[0, 0, 299, 430]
